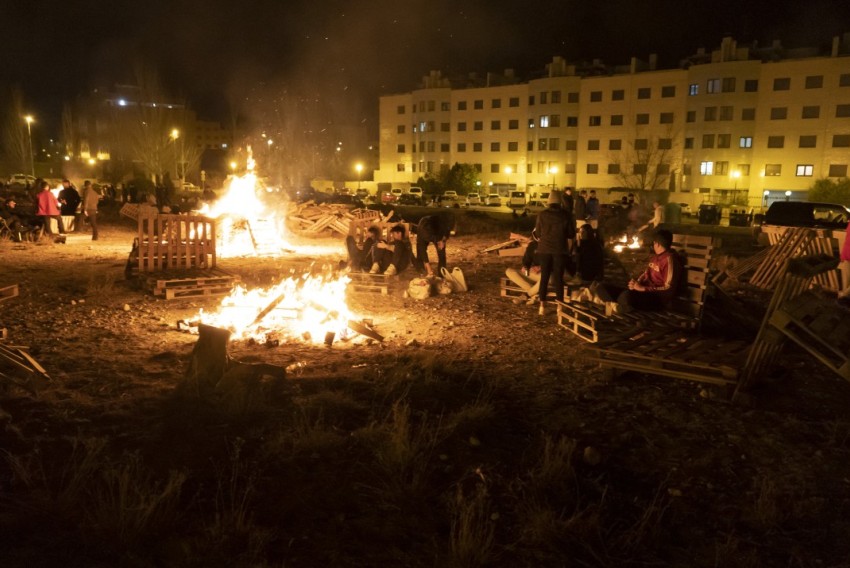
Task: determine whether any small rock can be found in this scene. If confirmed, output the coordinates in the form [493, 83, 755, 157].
[71, 300, 77, 305]
[583, 446, 602, 466]
[123, 304, 131, 312]
[405, 339, 420, 347]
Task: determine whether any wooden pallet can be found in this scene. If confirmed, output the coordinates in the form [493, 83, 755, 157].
[770, 291, 850, 380]
[347, 272, 397, 295]
[0, 284, 19, 303]
[761, 226, 844, 291]
[142, 268, 240, 300]
[136, 214, 217, 273]
[0, 342, 50, 395]
[499, 276, 571, 301]
[750, 228, 815, 290]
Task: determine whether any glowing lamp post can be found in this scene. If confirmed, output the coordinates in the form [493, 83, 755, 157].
[504, 165, 513, 189]
[785, 190, 792, 201]
[355, 163, 364, 190]
[24, 115, 34, 179]
[731, 169, 741, 191]
[549, 166, 558, 191]
[763, 190, 769, 209]
[170, 128, 184, 183]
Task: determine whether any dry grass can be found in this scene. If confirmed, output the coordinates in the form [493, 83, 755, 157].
[449, 484, 496, 568]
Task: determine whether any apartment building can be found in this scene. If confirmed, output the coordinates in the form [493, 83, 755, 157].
[377, 34, 850, 207]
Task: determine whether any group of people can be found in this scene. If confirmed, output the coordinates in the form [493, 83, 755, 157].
[345, 211, 456, 278]
[0, 178, 102, 242]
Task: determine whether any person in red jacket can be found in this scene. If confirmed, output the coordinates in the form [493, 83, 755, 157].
[35, 180, 65, 235]
[618, 229, 681, 312]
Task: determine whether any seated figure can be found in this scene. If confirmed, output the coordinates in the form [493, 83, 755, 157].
[574, 224, 605, 284]
[345, 226, 382, 272]
[370, 224, 413, 276]
[615, 229, 681, 312]
[505, 239, 542, 299]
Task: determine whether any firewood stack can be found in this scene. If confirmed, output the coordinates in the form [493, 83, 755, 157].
[286, 201, 381, 237]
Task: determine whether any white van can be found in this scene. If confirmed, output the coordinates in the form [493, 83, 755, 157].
[508, 191, 527, 208]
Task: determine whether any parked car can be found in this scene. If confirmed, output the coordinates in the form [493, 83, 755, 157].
[762, 201, 850, 230]
[523, 200, 546, 215]
[507, 190, 527, 208]
[390, 188, 403, 201]
[408, 186, 423, 202]
[486, 193, 502, 206]
[466, 192, 481, 206]
[438, 195, 460, 208]
[677, 203, 693, 216]
[442, 190, 458, 200]
[380, 190, 396, 204]
[398, 193, 422, 206]
[7, 173, 35, 188]
[182, 182, 200, 192]
[355, 188, 369, 200]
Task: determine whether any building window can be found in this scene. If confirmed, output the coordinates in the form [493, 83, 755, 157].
[587, 139, 600, 151]
[457, 143, 466, 152]
[689, 83, 699, 96]
[538, 139, 548, 151]
[508, 119, 519, 130]
[441, 123, 450, 132]
[773, 77, 791, 91]
[474, 121, 483, 131]
[610, 114, 624, 126]
[658, 138, 673, 149]
[612, 89, 625, 101]
[473, 142, 482, 152]
[770, 107, 788, 120]
[719, 106, 734, 121]
[440, 143, 449, 152]
[633, 164, 647, 175]
[509, 97, 519, 107]
[738, 164, 750, 176]
[833, 135, 850, 147]
[722, 77, 736, 92]
[492, 98, 501, 109]
[540, 92, 548, 104]
[564, 163, 577, 174]
[702, 134, 715, 149]
[457, 122, 467, 132]
[841, 74, 850, 87]
[474, 99, 483, 109]
[608, 163, 620, 174]
[549, 138, 560, 151]
[796, 164, 814, 176]
[568, 92, 579, 103]
[551, 91, 561, 103]
[396, 163, 406, 172]
[508, 141, 518, 151]
[441, 102, 450, 111]
[740, 136, 753, 148]
[637, 87, 651, 99]
[528, 95, 535, 106]
[590, 91, 602, 102]
[686, 110, 696, 123]
[764, 164, 782, 176]
[589, 116, 601, 126]
[397, 125, 405, 134]
[418, 141, 424, 151]
[684, 137, 694, 149]
[428, 100, 436, 111]
[700, 161, 714, 175]
[660, 112, 674, 124]
[490, 142, 500, 151]
[586, 163, 599, 174]
[397, 144, 405, 153]
[715, 161, 729, 175]
[805, 75, 824, 89]
[527, 141, 533, 151]
[539, 116, 550, 128]
[397, 105, 406, 114]
[567, 116, 578, 127]
[704, 107, 717, 121]
[490, 163, 500, 173]
[742, 108, 756, 120]
[657, 164, 671, 175]
[802, 106, 821, 119]
[837, 104, 850, 118]
[491, 120, 501, 130]
[744, 79, 759, 92]
[458, 101, 467, 110]
[636, 113, 649, 125]
[661, 85, 676, 98]
[564, 140, 578, 151]
[634, 138, 648, 150]
[528, 118, 535, 128]
[707, 78, 721, 93]
[550, 115, 561, 127]
[683, 164, 692, 175]
[829, 164, 848, 177]
[799, 135, 817, 148]
[426, 141, 435, 152]
[609, 139, 622, 150]
[767, 136, 785, 148]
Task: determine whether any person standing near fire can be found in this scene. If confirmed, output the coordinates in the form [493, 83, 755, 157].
[81, 180, 102, 241]
[58, 179, 81, 233]
[534, 190, 574, 315]
[35, 180, 65, 236]
[415, 210, 455, 277]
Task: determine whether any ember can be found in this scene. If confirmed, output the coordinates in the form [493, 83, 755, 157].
[612, 234, 641, 253]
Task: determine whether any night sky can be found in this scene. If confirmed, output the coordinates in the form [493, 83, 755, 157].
[4, 0, 850, 132]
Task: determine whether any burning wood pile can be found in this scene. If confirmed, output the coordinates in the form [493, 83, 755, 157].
[610, 233, 642, 253]
[286, 202, 381, 238]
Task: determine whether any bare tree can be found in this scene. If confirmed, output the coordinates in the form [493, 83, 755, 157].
[1, 87, 30, 173]
[61, 102, 77, 159]
[609, 127, 680, 193]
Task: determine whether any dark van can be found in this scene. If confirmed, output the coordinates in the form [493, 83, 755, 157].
[763, 201, 850, 230]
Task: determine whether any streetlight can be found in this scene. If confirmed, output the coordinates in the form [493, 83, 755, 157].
[24, 115, 34, 179]
[355, 163, 364, 190]
[763, 190, 769, 209]
[170, 128, 184, 183]
[504, 165, 513, 189]
[785, 190, 792, 201]
[731, 169, 741, 191]
[548, 165, 558, 191]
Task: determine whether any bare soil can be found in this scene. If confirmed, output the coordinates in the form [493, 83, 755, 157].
[1, 210, 849, 567]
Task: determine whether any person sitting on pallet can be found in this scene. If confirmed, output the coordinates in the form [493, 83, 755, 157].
[571, 224, 605, 284]
[344, 226, 382, 272]
[505, 237, 542, 300]
[1, 197, 36, 241]
[370, 224, 413, 276]
[616, 229, 681, 312]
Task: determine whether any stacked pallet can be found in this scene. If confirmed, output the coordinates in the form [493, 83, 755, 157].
[141, 268, 241, 300]
[287, 202, 380, 237]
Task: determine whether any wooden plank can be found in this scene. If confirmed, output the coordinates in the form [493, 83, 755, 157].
[0, 284, 19, 303]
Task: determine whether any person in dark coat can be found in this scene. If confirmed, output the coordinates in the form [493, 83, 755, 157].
[58, 179, 81, 232]
[575, 224, 605, 283]
[415, 211, 455, 276]
[533, 190, 574, 314]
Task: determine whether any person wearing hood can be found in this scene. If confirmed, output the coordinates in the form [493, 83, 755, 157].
[533, 190, 575, 315]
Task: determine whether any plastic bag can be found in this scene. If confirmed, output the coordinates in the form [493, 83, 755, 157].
[408, 277, 432, 300]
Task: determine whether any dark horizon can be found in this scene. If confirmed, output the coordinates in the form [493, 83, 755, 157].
[4, 0, 850, 134]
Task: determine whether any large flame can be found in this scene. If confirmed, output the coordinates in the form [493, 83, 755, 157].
[197, 271, 360, 345]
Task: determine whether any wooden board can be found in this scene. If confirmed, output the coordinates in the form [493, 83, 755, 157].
[347, 273, 395, 295]
[0, 284, 19, 303]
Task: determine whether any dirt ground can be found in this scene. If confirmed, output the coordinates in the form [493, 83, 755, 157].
[1, 210, 850, 567]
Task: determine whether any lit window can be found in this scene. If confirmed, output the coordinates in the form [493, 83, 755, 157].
[699, 161, 714, 175]
[689, 83, 699, 96]
[739, 137, 753, 148]
[707, 79, 720, 93]
[796, 164, 814, 176]
[539, 115, 550, 128]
